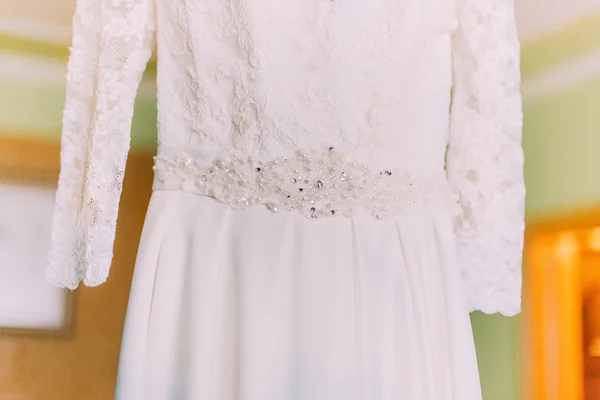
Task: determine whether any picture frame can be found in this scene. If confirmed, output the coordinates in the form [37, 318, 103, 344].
[0, 134, 76, 338]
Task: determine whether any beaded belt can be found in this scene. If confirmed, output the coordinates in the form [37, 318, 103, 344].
[152, 146, 456, 219]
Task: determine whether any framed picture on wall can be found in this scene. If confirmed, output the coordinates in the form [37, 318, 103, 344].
[0, 135, 75, 337]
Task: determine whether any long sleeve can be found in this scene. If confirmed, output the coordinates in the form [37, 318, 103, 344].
[46, 0, 156, 289]
[447, 0, 525, 316]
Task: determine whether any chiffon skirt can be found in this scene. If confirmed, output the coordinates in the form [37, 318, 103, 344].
[115, 190, 482, 400]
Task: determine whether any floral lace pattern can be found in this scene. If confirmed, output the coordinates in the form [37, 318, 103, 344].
[46, 0, 156, 289]
[447, 0, 525, 316]
[48, 0, 524, 316]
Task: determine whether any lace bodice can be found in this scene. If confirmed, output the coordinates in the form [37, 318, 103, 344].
[46, 0, 525, 316]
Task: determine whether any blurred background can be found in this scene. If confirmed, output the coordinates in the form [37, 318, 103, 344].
[0, 0, 599, 399]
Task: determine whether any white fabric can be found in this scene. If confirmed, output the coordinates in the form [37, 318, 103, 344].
[46, 0, 525, 397]
[46, 0, 525, 316]
[45, 0, 525, 316]
[116, 192, 482, 399]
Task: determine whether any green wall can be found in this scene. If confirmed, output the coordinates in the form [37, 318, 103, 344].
[472, 313, 521, 399]
[524, 78, 600, 219]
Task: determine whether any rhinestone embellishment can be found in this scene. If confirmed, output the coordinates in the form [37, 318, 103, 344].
[153, 146, 451, 219]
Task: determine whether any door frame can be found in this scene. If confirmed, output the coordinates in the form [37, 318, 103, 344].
[525, 208, 600, 400]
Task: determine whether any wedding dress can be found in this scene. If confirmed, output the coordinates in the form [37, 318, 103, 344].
[46, 0, 525, 398]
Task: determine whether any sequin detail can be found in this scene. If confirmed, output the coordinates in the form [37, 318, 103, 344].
[153, 147, 454, 219]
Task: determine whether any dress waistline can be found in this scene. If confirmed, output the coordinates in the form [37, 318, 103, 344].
[151, 146, 458, 220]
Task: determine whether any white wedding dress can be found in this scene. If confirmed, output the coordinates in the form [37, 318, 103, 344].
[46, 0, 525, 399]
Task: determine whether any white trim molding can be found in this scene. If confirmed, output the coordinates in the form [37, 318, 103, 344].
[0, 53, 67, 86]
[515, 0, 600, 44]
[0, 52, 157, 100]
[0, 17, 72, 46]
[522, 50, 600, 104]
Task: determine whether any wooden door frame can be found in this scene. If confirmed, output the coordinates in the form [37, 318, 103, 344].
[525, 208, 600, 400]
[0, 135, 76, 338]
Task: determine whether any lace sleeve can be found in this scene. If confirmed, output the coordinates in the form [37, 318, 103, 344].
[45, 0, 156, 289]
[447, 0, 526, 316]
